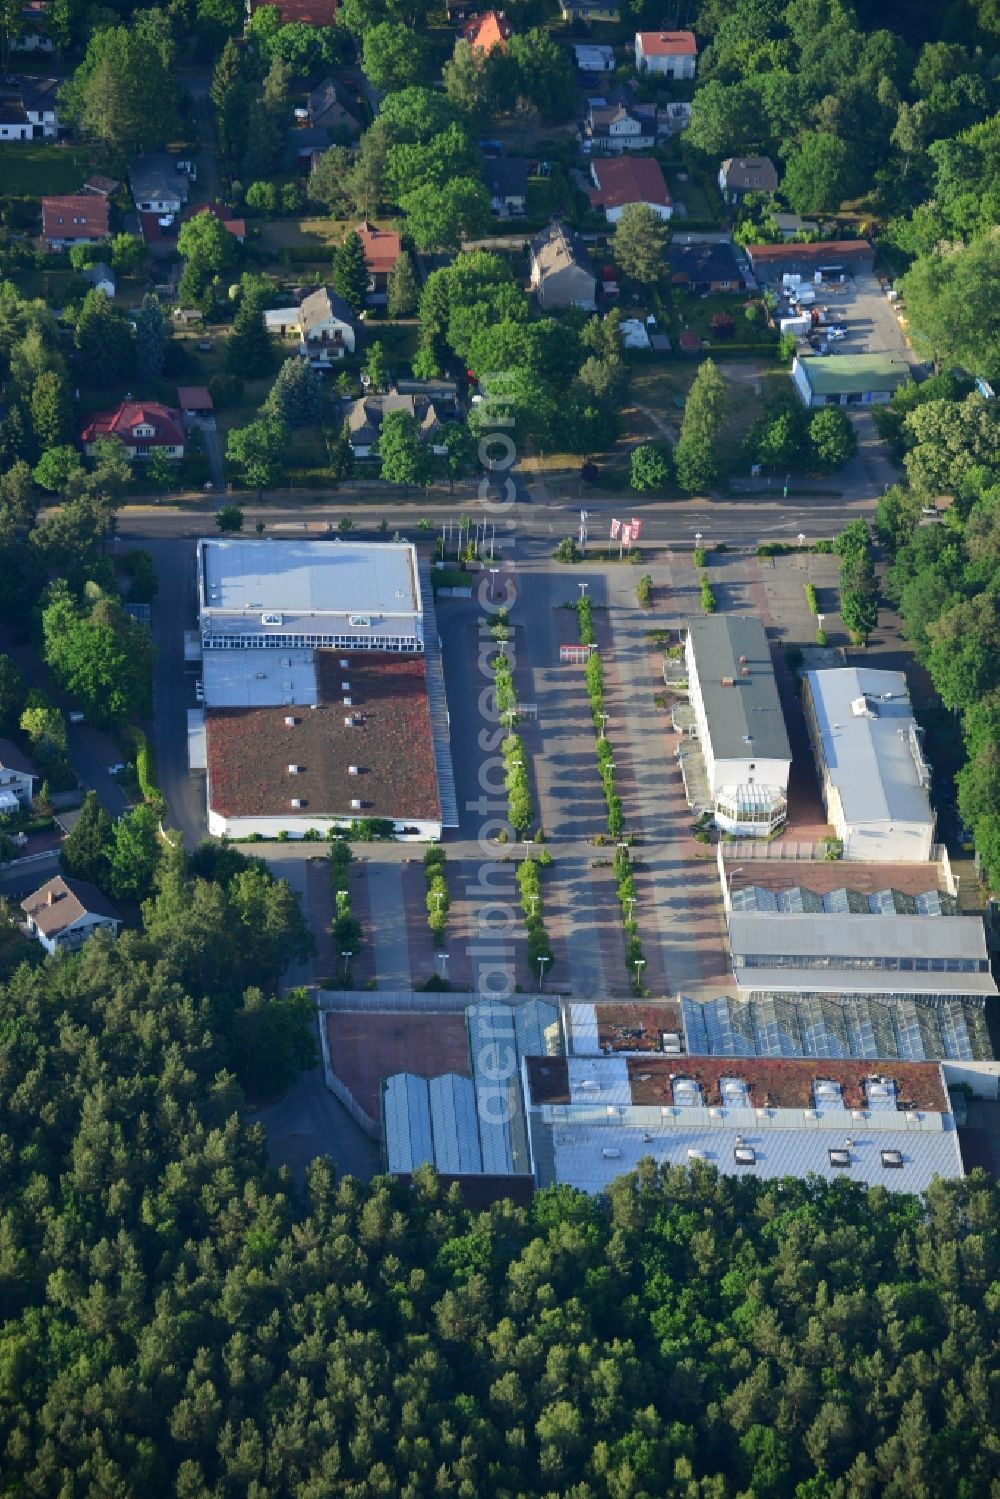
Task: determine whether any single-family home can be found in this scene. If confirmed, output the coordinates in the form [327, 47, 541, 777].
[0, 75, 59, 140]
[634, 30, 697, 78]
[529, 222, 597, 311]
[718, 156, 779, 204]
[307, 77, 363, 137]
[668, 241, 744, 292]
[129, 154, 188, 216]
[461, 10, 512, 52]
[82, 261, 116, 297]
[589, 156, 672, 222]
[181, 200, 246, 244]
[792, 354, 911, 409]
[0, 739, 37, 814]
[297, 285, 357, 365]
[346, 392, 448, 459]
[356, 220, 401, 305]
[560, 0, 620, 20]
[81, 400, 186, 459]
[21, 875, 121, 956]
[586, 100, 655, 153]
[245, 0, 337, 21]
[41, 195, 109, 251]
[573, 43, 615, 73]
[484, 157, 530, 217]
[12, 0, 54, 52]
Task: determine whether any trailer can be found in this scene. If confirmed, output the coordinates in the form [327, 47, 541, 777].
[779, 314, 812, 335]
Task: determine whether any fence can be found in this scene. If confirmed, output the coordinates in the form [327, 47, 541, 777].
[720, 840, 823, 862]
[314, 1002, 380, 1140]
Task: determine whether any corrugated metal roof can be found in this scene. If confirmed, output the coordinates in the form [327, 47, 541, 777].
[383, 1074, 433, 1172]
[429, 1073, 482, 1174]
[805, 667, 934, 829]
[728, 911, 988, 964]
[687, 615, 790, 763]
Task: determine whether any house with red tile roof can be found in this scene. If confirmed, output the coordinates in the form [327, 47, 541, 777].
[81, 401, 186, 460]
[41, 194, 109, 250]
[461, 9, 512, 52]
[634, 29, 697, 77]
[246, 0, 336, 21]
[356, 220, 401, 305]
[589, 156, 672, 223]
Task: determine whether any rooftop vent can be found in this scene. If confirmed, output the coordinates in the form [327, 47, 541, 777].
[341, 682, 350, 692]
[344, 717, 354, 727]
[661, 1031, 682, 1053]
[829, 1148, 851, 1168]
[339, 658, 349, 669]
[288, 763, 303, 774]
[741, 667, 751, 676]
[343, 696, 352, 707]
[350, 798, 363, 810]
[733, 1145, 756, 1165]
[738, 655, 747, 664]
[881, 1148, 903, 1168]
[687, 1148, 707, 1161]
[284, 715, 297, 727]
[348, 765, 360, 775]
[601, 1147, 621, 1159]
[721, 676, 735, 687]
[290, 798, 304, 808]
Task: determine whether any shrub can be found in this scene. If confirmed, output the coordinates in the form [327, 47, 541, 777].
[804, 582, 819, 614]
[635, 574, 653, 608]
[700, 573, 716, 613]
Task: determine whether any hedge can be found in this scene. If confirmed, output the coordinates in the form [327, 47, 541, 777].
[131, 727, 161, 803]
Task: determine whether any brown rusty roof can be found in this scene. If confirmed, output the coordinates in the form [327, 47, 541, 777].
[728, 861, 946, 897]
[594, 1001, 683, 1051]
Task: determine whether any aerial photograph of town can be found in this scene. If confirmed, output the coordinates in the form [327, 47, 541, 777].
[0, 0, 997, 1488]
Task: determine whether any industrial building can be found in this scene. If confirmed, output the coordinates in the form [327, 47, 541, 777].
[803, 667, 935, 861]
[791, 354, 911, 409]
[683, 614, 791, 835]
[193, 539, 456, 839]
[522, 1055, 964, 1195]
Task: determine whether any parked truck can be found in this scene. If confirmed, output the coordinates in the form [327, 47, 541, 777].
[779, 314, 812, 335]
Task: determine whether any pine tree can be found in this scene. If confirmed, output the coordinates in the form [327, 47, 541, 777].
[262, 357, 323, 428]
[60, 790, 113, 885]
[30, 371, 74, 451]
[332, 231, 370, 317]
[387, 250, 418, 318]
[329, 419, 354, 484]
[226, 294, 275, 378]
[135, 294, 169, 381]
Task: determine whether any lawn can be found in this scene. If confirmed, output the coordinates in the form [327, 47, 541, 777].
[259, 215, 404, 255]
[671, 288, 777, 347]
[0, 142, 95, 197]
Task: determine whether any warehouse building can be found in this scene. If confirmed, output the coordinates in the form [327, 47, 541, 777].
[523, 1054, 964, 1195]
[803, 666, 935, 861]
[791, 354, 911, 409]
[194, 538, 456, 838]
[683, 614, 791, 835]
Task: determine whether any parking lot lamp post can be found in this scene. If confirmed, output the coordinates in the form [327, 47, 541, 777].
[624, 895, 635, 922]
[817, 613, 825, 635]
[433, 890, 445, 913]
[634, 958, 646, 988]
[489, 566, 499, 601]
[528, 894, 538, 917]
[798, 532, 806, 547]
[598, 711, 610, 739]
[523, 839, 531, 861]
[694, 532, 703, 551]
[341, 950, 352, 981]
[578, 581, 588, 601]
[537, 955, 550, 990]
[436, 952, 449, 981]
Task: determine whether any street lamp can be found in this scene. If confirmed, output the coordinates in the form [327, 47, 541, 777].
[694, 531, 703, 548]
[634, 958, 646, 988]
[436, 952, 449, 980]
[624, 895, 635, 922]
[798, 532, 806, 547]
[341, 950, 352, 980]
[578, 581, 588, 600]
[598, 711, 610, 739]
[433, 890, 446, 913]
[537, 955, 550, 990]
[489, 566, 499, 601]
[523, 839, 532, 861]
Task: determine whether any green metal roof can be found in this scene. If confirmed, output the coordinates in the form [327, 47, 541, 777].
[800, 355, 911, 396]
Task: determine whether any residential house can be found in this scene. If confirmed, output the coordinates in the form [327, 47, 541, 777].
[0, 739, 37, 815]
[668, 240, 743, 292]
[22, 876, 121, 955]
[181, 200, 246, 244]
[11, 0, 54, 52]
[791, 354, 911, 410]
[177, 386, 214, 418]
[461, 10, 512, 52]
[0, 75, 59, 140]
[265, 307, 303, 338]
[356, 220, 401, 305]
[589, 156, 672, 222]
[634, 30, 697, 78]
[560, 0, 620, 21]
[81, 400, 186, 459]
[129, 154, 188, 215]
[346, 392, 447, 459]
[484, 157, 529, 217]
[297, 285, 357, 365]
[573, 43, 615, 72]
[307, 77, 363, 138]
[529, 222, 597, 311]
[718, 156, 779, 204]
[586, 100, 655, 153]
[41, 195, 109, 251]
[82, 261, 116, 297]
[245, 0, 337, 21]
[290, 125, 332, 161]
[137, 212, 179, 255]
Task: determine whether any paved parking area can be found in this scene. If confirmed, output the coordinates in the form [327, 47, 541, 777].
[823, 273, 914, 360]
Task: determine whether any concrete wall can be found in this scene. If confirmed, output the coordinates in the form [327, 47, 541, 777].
[207, 809, 442, 842]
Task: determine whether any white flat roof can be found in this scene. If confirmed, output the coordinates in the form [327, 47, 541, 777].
[806, 667, 934, 829]
[729, 911, 988, 965]
[199, 539, 420, 618]
[201, 648, 318, 708]
[738, 970, 997, 997]
[539, 1117, 962, 1195]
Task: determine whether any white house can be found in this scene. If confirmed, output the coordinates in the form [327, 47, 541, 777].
[296, 286, 357, 365]
[82, 261, 116, 298]
[129, 154, 188, 216]
[21, 876, 121, 955]
[586, 101, 656, 153]
[0, 738, 37, 815]
[684, 614, 791, 836]
[803, 667, 936, 862]
[573, 43, 615, 71]
[0, 76, 58, 140]
[634, 29, 697, 78]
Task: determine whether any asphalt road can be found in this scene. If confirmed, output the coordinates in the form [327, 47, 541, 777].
[143, 537, 207, 847]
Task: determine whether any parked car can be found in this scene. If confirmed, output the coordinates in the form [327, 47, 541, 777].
[68, 711, 85, 724]
[826, 327, 846, 341]
[107, 762, 126, 776]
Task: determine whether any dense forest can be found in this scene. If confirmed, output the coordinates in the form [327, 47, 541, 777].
[0, 860, 997, 1495]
